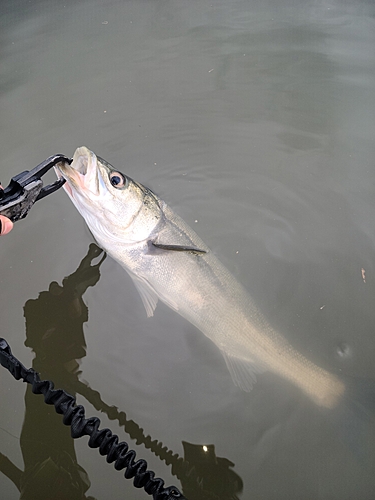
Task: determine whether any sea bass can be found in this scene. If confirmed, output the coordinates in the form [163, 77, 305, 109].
[56, 147, 345, 408]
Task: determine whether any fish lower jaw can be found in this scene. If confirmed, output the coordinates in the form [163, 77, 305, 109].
[54, 165, 64, 180]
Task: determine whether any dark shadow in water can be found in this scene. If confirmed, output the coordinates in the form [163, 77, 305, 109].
[1, 243, 105, 500]
[0, 243, 243, 500]
[74, 375, 243, 500]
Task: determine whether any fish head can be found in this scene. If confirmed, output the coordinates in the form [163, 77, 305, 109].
[55, 146, 163, 244]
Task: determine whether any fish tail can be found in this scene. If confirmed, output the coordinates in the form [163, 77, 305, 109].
[329, 377, 375, 461]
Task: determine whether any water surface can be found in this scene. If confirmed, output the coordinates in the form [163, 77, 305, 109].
[1, 1, 375, 499]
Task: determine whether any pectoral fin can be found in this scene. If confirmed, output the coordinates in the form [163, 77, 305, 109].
[152, 242, 206, 255]
[221, 351, 266, 392]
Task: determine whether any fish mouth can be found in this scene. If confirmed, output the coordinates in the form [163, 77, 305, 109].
[55, 146, 101, 197]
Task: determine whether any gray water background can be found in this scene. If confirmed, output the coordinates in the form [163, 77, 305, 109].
[1, 0, 375, 498]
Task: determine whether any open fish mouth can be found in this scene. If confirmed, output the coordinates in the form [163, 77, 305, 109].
[55, 147, 102, 197]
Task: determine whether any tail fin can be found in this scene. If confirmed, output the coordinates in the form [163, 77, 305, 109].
[329, 377, 375, 461]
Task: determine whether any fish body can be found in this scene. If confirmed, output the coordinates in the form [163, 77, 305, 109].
[56, 147, 345, 408]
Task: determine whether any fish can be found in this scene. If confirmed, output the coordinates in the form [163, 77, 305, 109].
[55, 146, 345, 409]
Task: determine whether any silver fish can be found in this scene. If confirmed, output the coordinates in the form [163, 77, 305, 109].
[56, 147, 345, 408]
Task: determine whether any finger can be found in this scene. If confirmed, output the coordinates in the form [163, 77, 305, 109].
[0, 216, 14, 235]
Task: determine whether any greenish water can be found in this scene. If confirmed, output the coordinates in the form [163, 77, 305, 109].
[1, 1, 375, 499]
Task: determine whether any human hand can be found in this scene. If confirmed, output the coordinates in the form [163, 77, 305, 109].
[0, 184, 14, 234]
[0, 215, 13, 235]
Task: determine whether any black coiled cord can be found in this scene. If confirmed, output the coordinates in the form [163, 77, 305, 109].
[0, 338, 187, 500]
[74, 380, 191, 479]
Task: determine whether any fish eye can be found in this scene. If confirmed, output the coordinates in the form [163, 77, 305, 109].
[109, 171, 127, 188]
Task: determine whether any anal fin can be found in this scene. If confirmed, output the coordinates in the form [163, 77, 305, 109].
[221, 351, 266, 392]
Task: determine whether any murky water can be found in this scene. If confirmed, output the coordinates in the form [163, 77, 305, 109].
[1, 1, 375, 498]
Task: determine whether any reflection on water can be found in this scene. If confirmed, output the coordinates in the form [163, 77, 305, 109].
[1, 1, 375, 498]
[181, 442, 243, 500]
[0, 244, 242, 500]
[76, 381, 243, 500]
[1, 244, 105, 500]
